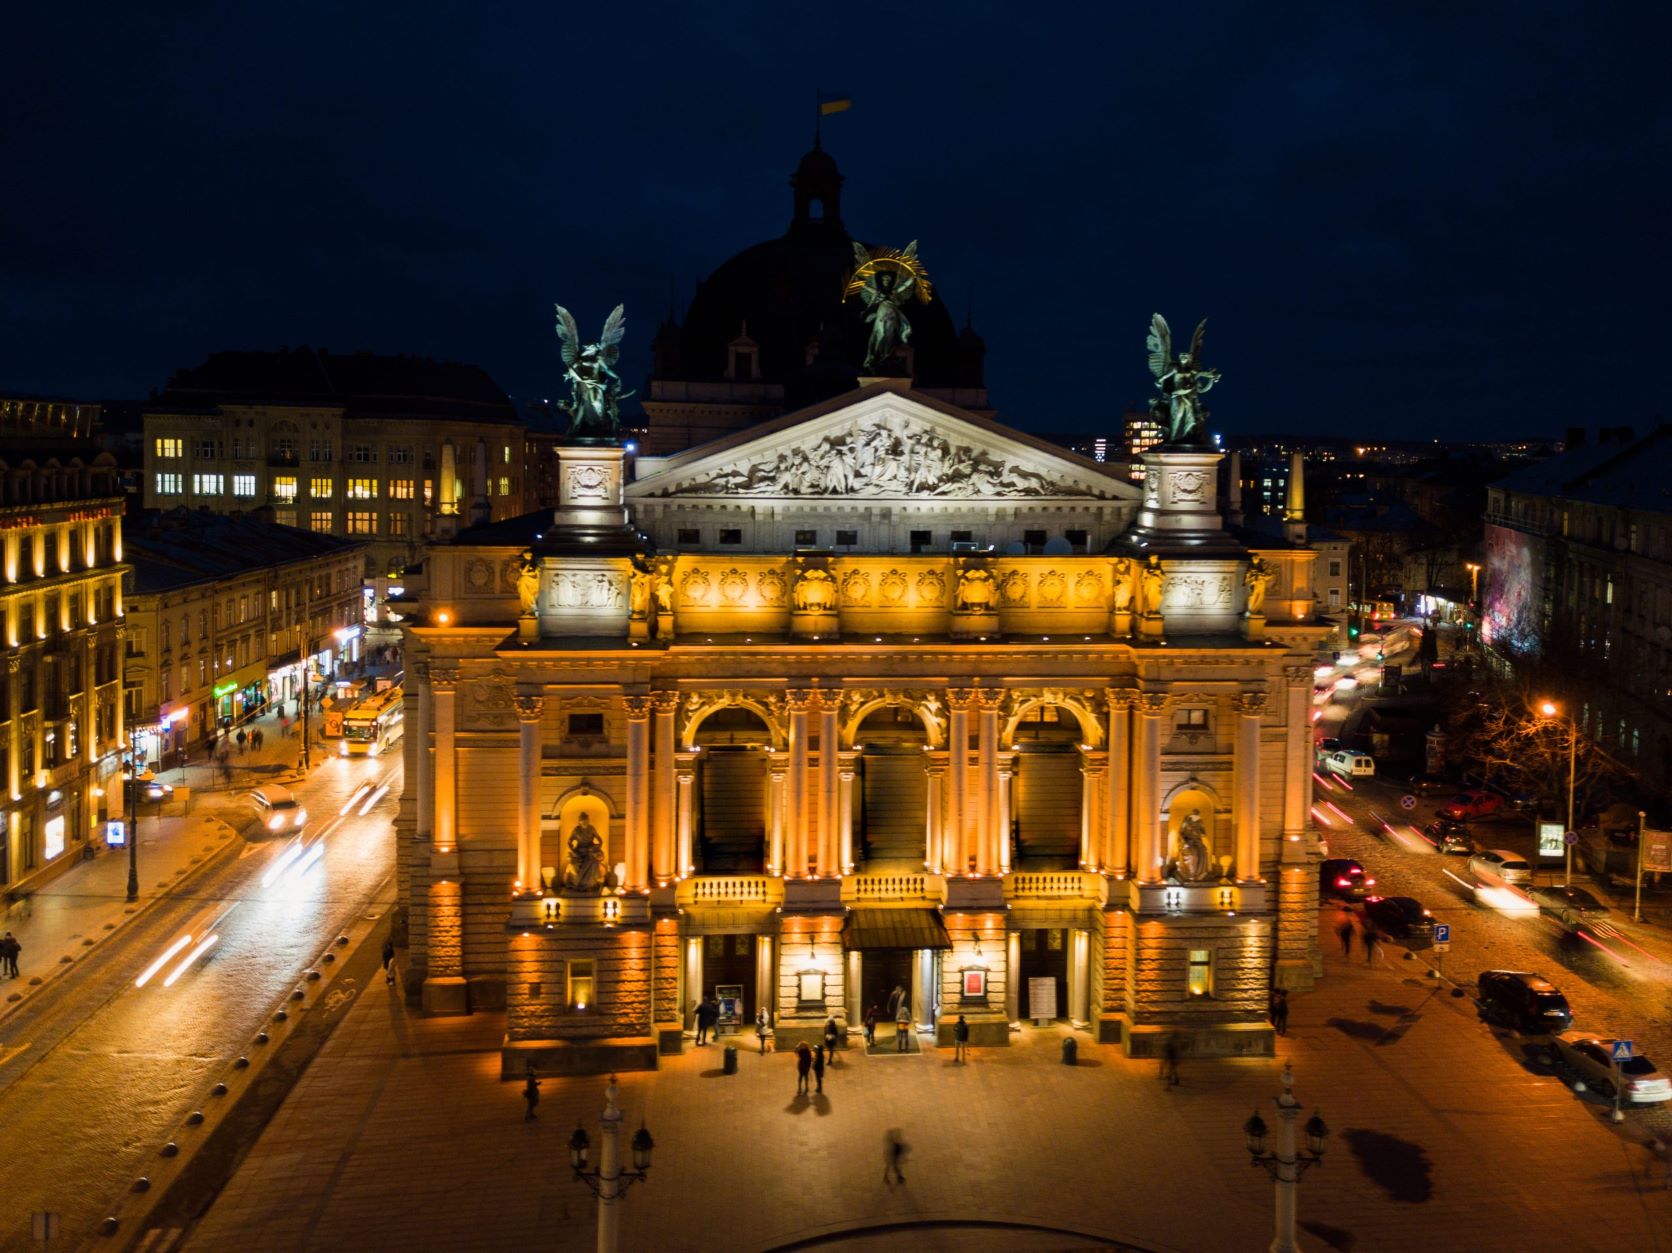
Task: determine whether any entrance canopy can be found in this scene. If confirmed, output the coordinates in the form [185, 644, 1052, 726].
[842, 908, 951, 952]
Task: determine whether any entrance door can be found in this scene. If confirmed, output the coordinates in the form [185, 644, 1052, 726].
[1017, 928, 1069, 1021]
[704, 933, 756, 1024]
[859, 950, 915, 1023]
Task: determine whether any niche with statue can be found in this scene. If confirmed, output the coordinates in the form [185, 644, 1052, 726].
[1164, 786, 1226, 884]
[544, 792, 622, 895]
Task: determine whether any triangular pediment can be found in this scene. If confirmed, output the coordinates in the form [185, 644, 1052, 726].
[629, 385, 1139, 502]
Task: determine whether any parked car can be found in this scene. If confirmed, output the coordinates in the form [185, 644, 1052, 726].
[1320, 858, 1375, 902]
[1322, 750, 1376, 779]
[1313, 736, 1343, 754]
[1529, 885, 1611, 921]
[1439, 790, 1504, 822]
[1363, 895, 1436, 940]
[1406, 773, 1453, 797]
[1477, 970, 1572, 1033]
[1424, 818, 1474, 855]
[1547, 1034, 1672, 1103]
[125, 775, 175, 804]
[1468, 848, 1533, 887]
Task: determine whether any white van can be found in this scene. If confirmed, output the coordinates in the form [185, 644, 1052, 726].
[250, 785, 308, 833]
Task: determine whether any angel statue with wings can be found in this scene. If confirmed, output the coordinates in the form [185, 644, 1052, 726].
[846, 241, 932, 374]
[554, 303, 635, 440]
[1146, 314, 1221, 445]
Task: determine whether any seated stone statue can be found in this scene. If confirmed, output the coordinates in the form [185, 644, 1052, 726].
[1175, 809, 1211, 883]
[562, 814, 606, 893]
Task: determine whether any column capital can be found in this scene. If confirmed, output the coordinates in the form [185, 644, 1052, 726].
[946, 687, 978, 711]
[430, 666, 459, 693]
[411, 659, 430, 681]
[973, 687, 1005, 712]
[1105, 686, 1138, 711]
[1235, 689, 1269, 716]
[1134, 691, 1172, 716]
[785, 688, 817, 713]
[1283, 663, 1313, 685]
[513, 694, 545, 722]
[651, 690, 681, 715]
[622, 694, 653, 720]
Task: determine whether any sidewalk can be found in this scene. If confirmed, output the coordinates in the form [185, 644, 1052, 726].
[1, 810, 238, 1018]
[157, 701, 318, 796]
[183, 918, 1672, 1253]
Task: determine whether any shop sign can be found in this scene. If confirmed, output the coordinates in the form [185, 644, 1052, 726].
[1536, 821, 1565, 860]
[105, 819, 127, 847]
[212, 680, 238, 699]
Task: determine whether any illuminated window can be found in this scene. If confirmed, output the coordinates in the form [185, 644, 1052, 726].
[503, 445, 511, 464]
[567, 959, 595, 1010]
[309, 511, 333, 532]
[387, 512, 409, 537]
[232, 474, 256, 497]
[422, 479, 433, 506]
[347, 478, 377, 500]
[275, 509, 297, 528]
[1176, 708, 1209, 731]
[310, 477, 334, 499]
[44, 814, 66, 861]
[154, 473, 182, 496]
[389, 479, 414, 500]
[498, 476, 511, 497]
[154, 437, 182, 459]
[347, 511, 376, 535]
[1187, 949, 1213, 997]
[273, 475, 298, 501]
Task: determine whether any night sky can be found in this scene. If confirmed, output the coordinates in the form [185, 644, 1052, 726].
[4, 3, 1667, 440]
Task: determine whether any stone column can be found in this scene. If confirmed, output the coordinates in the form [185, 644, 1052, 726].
[414, 661, 433, 840]
[1104, 690, 1132, 878]
[1281, 664, 1312, 836]
[838, 752, 858, 873]
[945, 689, 973, 874]
[785, 690, 813, 876]
[924, 758, 946, 872]
[996, 754, 1015, 874]
[817, 695, 840, 877]
[651, 692, 680, 884]
[675, 754, 697, 877]
[1006, 931, 1022, 1023]
[1069, 928, 1090, 1026]
[1079, 750, 1108, 872]
[431, 667, 458, 850]
[1133, 693, 1168, 882]
[974, 689, 1003, 875]
[1235, 690, 1268, 882]
[623, 695, 652, 890]
[514, 693, 544, 891]
[767, 751, 788, 876]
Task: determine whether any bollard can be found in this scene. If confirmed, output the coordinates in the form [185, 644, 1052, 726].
[723, 1045, 739, 1075]
[1061, 1037, 1078, 1066]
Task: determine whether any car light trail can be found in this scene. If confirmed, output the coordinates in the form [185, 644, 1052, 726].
[294, 842, 327, 876]
[1572, 927, 1629, 967]
[1332, 775, 1354, 792]
[358, 783, 390, 816]
[1310, 805, 1333, 827]
[1323, 801, 1354, 825]
[262, 841, 304, 886]
[1313, 772, 1337, 791]
[340, 783, 372, 815]
[162, 934, 220, 986]
[136, 934, 194, 988]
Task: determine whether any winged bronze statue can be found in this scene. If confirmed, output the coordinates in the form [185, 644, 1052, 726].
[1146, 313, 1220, 445]
[848, 241, 929, 374]
[554, 303, 634, 440]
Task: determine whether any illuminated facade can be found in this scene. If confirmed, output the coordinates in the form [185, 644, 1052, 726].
[0, 454, 127, 893]
[397, 384, 1331, 1073]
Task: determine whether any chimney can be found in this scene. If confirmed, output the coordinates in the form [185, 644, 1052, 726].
[1226, 450, 1244, 525]
[1284, 452, 1307, 545]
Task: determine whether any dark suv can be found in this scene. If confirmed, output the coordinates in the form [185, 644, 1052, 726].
[1320, 859, 1374, 903]
[1477, 971, 1572, 1033]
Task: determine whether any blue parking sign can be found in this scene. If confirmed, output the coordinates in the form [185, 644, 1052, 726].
[1432, 923, 1451, 944]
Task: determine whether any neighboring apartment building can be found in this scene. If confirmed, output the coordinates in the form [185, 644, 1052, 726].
[0, 444, 127, 893]
[1484, 425, 1672, 798]
[140, 349, 527, 611]
[121, 509, 366, 767]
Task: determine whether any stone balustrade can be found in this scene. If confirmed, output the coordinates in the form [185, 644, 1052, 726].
[675, 875, 782, 907]
[841, 872, 943, 904]
[1125, 879, 1269, 915]
[1004, 870, 1107, 902]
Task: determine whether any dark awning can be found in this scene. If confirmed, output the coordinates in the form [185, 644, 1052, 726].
[842, 908, 951, 952]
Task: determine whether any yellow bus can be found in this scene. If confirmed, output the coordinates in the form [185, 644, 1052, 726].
[341, 684, 404, 756]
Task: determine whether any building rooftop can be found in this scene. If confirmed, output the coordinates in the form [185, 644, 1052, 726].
[123, 508, 366, 593]
[1494, 424, 1672, 515]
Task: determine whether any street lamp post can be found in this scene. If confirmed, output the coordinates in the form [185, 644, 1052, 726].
[297, 626, 311, 774]
[569, 1075, 654, 1253]
[124, 730, 139, 903]
[1243, 1063, 1329, 1253]
[1538, 701, 1577, 887]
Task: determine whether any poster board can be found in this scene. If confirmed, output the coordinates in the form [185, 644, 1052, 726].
[1536, 820, 1566, 861]
[960, 968, 988, 1003]
[1027, 975, 1058, 1022]
[1643, 829, 1672, 875]
[714, 983, 744, 1030]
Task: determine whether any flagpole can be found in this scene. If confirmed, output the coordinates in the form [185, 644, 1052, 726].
[814, 87, 821, 148]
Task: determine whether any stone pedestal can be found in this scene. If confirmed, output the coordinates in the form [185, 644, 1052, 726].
[1138, 610, 1165, 639]
[551, 443, 631, 537]
[629, 615, 651, 642]
[1243, 610, 1266, 641]
[422, 976, 470, 1016]
[536, 555, 631, 638]
[949, 610, 1000, 640]
[1108, 608, 1133, 639]
[790, 609, 839, 641]
[517, 613, 538, 642]
[655, 610, 675, 641]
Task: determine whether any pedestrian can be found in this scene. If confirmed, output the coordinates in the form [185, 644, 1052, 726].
[381, 939, 396, 984]
[695, 996, 717, 1046]
[954, 1013, 970, 1063]
[795, 1041, 812, 1095]
[236, 728, 247, 753]
[1272, 988, 1289, 1037]
[1161, 1035, 1181, 1086]
[1363, 927, 1381, 966]
[220, 762, 233, 788]
[823, 1015, 841, 1064]
[522, 1066, 541, 1120]
[812, 1041, 826, 1093]
[756, 1006, 770, 1054]
[281, 714, 291, 737]
[255, 728, 265, 751]
[895, 998, 912, 1052]
[886, 983, 906, 1021]
[883, 1128, 909, 1184]
[864, 1005, 878, 1048]
[1336, 914, 1356, 958]
[1, 931, 18, 978]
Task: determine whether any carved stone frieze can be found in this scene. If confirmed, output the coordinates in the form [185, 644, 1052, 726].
[879, 569, 908, 604]
[757, 569, 787, 606]
[718, 568, 749, 605]
[680, 569, 712, 606]
[465, 671, 517, 727]
[999, 571, 1029, 607]
[548, 570, 624, 611]
[840, 570, 870, 605]
[915, 569, 946, 605]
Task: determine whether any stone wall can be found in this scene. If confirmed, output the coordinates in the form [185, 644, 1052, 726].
[505, 926, 654, 1041]
[938, 911, 1008, 1046]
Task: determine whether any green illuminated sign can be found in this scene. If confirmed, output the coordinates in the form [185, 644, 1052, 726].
[213, 680, 238, 698]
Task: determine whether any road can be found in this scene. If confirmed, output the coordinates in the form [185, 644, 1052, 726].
[0, 751, 398, 1247]
[1309, 639, 1672, 1141]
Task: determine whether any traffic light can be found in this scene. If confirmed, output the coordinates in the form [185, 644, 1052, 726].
[1348, 624, 1360, 640]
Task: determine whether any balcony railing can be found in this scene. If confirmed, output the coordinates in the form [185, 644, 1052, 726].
[676, 875, 782, 907]
[842, 872, 943, 904]
[1005, 870, 1106, 902]
[1125, 879, 1270, 915]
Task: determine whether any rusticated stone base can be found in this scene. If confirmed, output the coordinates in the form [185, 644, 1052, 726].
[501, 1035, 659, 1078]
[1124, 1021, 1274, 1058]
[421, 976, 470, 1016]
[935, 1011, 1009, 1048]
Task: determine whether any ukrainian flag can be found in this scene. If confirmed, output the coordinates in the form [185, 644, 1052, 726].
[818, 95, 853, 116]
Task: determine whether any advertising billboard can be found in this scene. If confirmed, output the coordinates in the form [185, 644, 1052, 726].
[1482, 523, 1541, 658]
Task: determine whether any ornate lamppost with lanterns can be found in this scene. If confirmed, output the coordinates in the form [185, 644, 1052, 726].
[1243, 1063, 1329, 1253]
[568, 1074, 654, 1253]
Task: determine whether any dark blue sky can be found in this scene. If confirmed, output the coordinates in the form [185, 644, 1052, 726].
[3, 2, 1667, 438]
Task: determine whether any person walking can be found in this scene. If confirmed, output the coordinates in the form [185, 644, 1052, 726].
[1161, 1035, 1181, 1087]
[1, 931, 19, 978]
[756, 1006, 770, 1054]
[1271, 988, 1289, 1037]
[895, 998, 912, 1052]
[236, 728, 248, 754]
[1363, 926, 1382, 966]
[886, 983, 906, 1022]
[864, 1006, 878, 1048]
[1336, 913, 1356, 959]
[381, 939, 396, 985]
[522, 1066, 541, 1121]
[795, 1041, 813, 1095]
[695, 996, 717, 1046]
[883, 1129, 909, 1184]
[812, 1041, 826, 1093]
[823, 1015, 841, 1064]
[953, 1014, 970, 1063]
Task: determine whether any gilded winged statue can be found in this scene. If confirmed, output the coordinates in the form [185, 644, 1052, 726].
[554, 303, 635, 440]
[1146, 314, 1220, 445]
[848, 241, 931, 373]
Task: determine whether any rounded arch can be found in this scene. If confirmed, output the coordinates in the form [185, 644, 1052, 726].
[540, 789, 618, 894]
[842, 694, 944, 749]
[547, 781, 622, 819]
[1161, 780, 1228, 881]
[1002, 692, 1103, 748]
[680, 695, 785, 751]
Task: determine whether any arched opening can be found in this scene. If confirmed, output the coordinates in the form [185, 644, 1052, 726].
[854, 704, 928, 869]
[1011, 704, 1083, 869]
[694, 706, 773, 873]
[1164, 785, 1222, 882]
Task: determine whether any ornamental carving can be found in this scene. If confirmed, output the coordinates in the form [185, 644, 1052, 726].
[719, 568, 749, 605]
[757, 568, 787, 606]
[1235, 691, 1270, 716]
[1074, 571, 1104, 605]
[1000, 571, 1029, 607]
[500, 557, 523, 594]
[915, 570, 946, 605]
[566, 463, 610, 501]
[513, 694, 546, 721]
[1167, 470, 1209, 505]
[430, 666, 459, 692]
[465, 558, 493, 592]
[841, 570, 871, 605]
[954, 567, 996, 612]
[1136, 692, 1172, 715]
[680, 569, 712, 605]
[1037, 570, 1067, 607]
[1167, 573, 1232, 609]
[792, 567, 837, 612]
[879, 569, 908, 604]
[622, 694, 653, 719]
[647, 413, 1101, 499]
[465, 671, 517, 727]
[549, 570, 624, 610]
